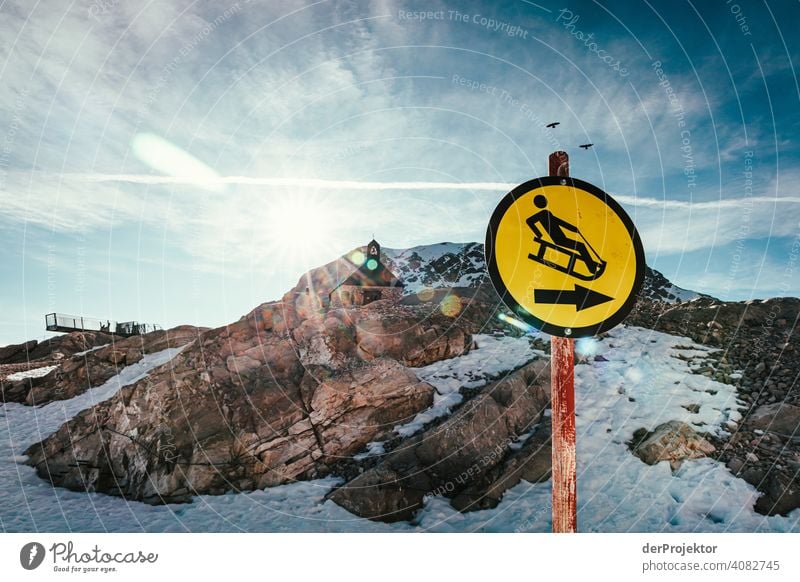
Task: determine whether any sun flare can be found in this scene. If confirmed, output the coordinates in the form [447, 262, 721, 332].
[262, 194, 346, 269]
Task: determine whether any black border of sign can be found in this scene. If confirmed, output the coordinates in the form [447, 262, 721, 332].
[485, 176, 645, 338]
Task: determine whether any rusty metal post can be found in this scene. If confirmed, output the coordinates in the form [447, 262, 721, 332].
[548, 150, 577, 533]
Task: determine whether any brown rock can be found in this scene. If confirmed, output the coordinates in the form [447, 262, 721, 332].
[755, 472, 800, 516]
[329, 359, 550, 522]
[747, 403, 800, 436]
[451, 420, 551, 512]
[355, 308, 471, 367]
[632, 421, 716, 470]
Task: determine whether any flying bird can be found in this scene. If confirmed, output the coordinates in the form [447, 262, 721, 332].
[546, 122, 560, 128]
[579, 143, 594, 150]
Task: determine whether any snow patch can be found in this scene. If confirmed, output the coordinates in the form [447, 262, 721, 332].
[5, 366, 58, 381]
[73, 343, 111, 357]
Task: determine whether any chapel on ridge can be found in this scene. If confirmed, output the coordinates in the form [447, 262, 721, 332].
[329, 239, 405, 307]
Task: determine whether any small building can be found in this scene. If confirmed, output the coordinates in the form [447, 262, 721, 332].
[329, 239, 404, 307]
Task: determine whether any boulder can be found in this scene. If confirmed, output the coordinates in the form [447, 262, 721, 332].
[631, 421, 716, 471]
[329, 359, 550, 522]
[0, 340, 38, 364]
[354, 305, 471, 367]
[755, 472, 800, 517]
[747, 403, 800, 436]
[451, 419, 551, 512]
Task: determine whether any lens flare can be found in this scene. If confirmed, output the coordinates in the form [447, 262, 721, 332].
[576, 337, 599, 357]
[440, 294, 462, 317]
[417, 288, 435, 301]
[131, 133, 221, 190]
[497, 313, 535, 333]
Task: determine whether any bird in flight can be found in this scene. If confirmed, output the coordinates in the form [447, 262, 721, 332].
[579, 143, 594, 149]
[546, 122, 560, 128]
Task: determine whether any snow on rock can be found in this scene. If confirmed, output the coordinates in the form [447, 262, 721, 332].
[361, 333, 543, 450]
[2, 327, 798, 532]
[73, 343, 111, 357]
[8, 346, 187, 448]
[5, 366, 58, 382]
[383, 242, 486, 295]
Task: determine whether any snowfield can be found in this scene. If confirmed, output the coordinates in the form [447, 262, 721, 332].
[1, 327, 798, 532]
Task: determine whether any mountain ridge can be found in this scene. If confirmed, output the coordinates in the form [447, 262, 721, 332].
[382, 241, 714, 304]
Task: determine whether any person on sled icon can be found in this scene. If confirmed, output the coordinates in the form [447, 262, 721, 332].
[526, 194, 607, 281]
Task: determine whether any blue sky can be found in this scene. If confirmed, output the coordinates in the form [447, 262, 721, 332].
[1, 0, 799, 345]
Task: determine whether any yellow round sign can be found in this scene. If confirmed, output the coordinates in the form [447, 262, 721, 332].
[486, 176, 644, 337]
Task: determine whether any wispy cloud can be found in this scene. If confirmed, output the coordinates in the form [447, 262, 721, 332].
[79, 174, 515, 190]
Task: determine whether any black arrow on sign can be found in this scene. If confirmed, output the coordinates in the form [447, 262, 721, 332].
[534, 285, 614, 311]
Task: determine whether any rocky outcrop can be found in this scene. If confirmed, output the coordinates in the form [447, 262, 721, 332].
[2, 326, 204, 406]
[24, 302, 476, 504]
[450, 419, 551, 512]
[329, 360, 550, 522]
[0, 332, 116, 365]
[631, 421, 716, 471]
[0, 340, 39, 365]
[354, 304, 471, 367]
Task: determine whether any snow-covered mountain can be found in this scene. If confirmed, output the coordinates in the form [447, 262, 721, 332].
[383, 241, 711, 303]
[384, 242, 486, 294]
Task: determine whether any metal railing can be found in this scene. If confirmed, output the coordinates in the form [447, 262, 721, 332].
[45, 313, 162, 337]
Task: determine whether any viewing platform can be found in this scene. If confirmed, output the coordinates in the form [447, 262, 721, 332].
[45, 313, 161, 338]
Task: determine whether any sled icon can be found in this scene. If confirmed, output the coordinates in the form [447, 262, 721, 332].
[526, 194, 607, 281]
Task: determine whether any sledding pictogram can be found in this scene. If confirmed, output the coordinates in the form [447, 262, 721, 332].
[485, 176, 645, 338]
[526, 194, 607, 281]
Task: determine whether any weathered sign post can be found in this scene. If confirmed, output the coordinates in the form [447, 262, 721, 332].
[485, 150, 645, 532]
[548, 151, 577, 533]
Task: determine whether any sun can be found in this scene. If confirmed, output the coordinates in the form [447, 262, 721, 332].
[262, 193, 345, 269]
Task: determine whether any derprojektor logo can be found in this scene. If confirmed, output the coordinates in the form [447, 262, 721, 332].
[20, 542, 46, 570]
